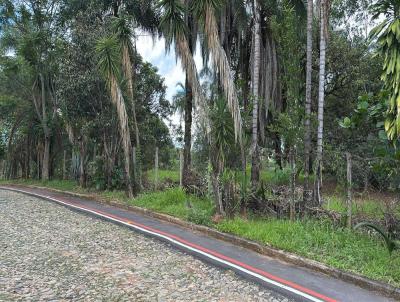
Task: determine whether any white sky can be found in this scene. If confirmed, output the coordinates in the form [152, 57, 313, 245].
[135, 33, 203, 133]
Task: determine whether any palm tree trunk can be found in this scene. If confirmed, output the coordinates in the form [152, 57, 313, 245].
[175, 34, 208, 131]
[122, 45, 141, 189]
[183, 75, 193, 182]
[251, 0, 261, 189]
[303, 0, 313, 207]
[315, 0, 327, 205]
[110, 75, 134, 198]
[40, 73, 50, 181]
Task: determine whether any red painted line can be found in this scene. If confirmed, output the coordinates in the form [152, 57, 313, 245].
[3, 186, 337, 302]
[51, 195, 337, 302]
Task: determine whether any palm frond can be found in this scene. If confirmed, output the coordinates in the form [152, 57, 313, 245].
[355, 222, 398, 254]
[202, 4, 242, 143]
[95, 36, 121, 84]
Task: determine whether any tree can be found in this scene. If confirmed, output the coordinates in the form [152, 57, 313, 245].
[370, 0, 400, 140]
[112, 14, 142, 188]
[95, 36, 134, 197]
[192, 0, 242, 143]
[303, 0, 314, 205]
[250, 0, 261, 189]
[1, 0, 62, 181]
[315, 0, 329, 205]
[158, 0, 208, 184]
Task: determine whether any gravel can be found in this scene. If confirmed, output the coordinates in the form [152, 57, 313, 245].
[0, 190, 291, 302]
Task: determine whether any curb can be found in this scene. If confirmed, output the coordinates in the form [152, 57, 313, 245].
[4, 184, 400, 300]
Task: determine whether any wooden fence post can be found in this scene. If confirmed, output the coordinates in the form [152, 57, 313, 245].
[154, 147, 159, 190]
[179, 149, 184, 187]
[132, 146, 137, 183]
[63, 150, 67, 180]
[346, 152, 352, 228]
[289, 147, 296, 221]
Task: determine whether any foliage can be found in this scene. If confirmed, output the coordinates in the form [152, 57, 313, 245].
[369, 0, 400, 139]
[217, 217, 400, 286]
[355, 221, 400, 254]
[129, 187, 213, 220]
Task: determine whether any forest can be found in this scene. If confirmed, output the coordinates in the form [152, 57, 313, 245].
[0, 0, 399, 287]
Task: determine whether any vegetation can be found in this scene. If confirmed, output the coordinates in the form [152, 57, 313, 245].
[0, 0, 399, 289]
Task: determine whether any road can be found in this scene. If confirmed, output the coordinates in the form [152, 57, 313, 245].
[0, 189, 290, 302]
[0, 186, 396, 302]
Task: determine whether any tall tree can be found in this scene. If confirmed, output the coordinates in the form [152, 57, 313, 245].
[1, 0, 61, 181]
[303, 0, 314, 205]
[95, 36, 134, 197]
[315, 0, 329, 204]
[159, 0, 209, 183]
[112, 15, 142, 188]
[193, 0, 242, 143]
[251, 0, 261, 188]
[182, 0, 196, 184]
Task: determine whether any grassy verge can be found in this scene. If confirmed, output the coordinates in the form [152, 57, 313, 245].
[1, 179, 399, 287]
[145, 169, 180, 183]
[324, 195, 400, 219]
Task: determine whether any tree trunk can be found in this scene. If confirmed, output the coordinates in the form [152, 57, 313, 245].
[63, 150, 67, 180]
[183, 75, 193, 184]
[79, 137, 87, 188]
[315, 0, 327, 206]
[204, 4, 242, 142]
[40, 73, 50, 181]
[122, 45, 141, 188]
[303, 0, 313, 207]
[110, 75, 134, 198]
[42, 133, 50, 181]
[251, 0, 261, 189]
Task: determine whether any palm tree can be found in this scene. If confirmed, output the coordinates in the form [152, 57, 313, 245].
[112, 15, 142, 188]
[251, 0, 261, 189]
[159, 0, 210, 183]
[315, 0, 329, 205]
[303, 0, 313, 205]
[192, 0, 242, 143]
[95, 36, 134, 198]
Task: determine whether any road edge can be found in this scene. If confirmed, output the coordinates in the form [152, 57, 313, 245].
[3, 184, 399, 300]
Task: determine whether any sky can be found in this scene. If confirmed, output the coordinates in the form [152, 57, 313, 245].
[135, 33, 203, 131]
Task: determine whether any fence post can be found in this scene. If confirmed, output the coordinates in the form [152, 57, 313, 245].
[132, 146, 137, 183]
[154, 147, 159, 190]
[289, 147, 296, 221]
[346, 152, 352, 228]
[63, 150, 67, 180]
[179, 149, 184, 187]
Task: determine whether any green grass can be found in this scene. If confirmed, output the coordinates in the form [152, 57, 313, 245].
[216, 217, 400, 286]
[145, 169, 180, 183]
[0, 179, 84, 192]
[128, 188, 213, 224]
[324, 195, 386, 219]
[2, 178, 399, 286]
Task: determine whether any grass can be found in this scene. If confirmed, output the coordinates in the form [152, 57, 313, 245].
[128, 188, 214, 224]
[0, 179, 84, 192]
[2, 178, 400, 286]
[324, 195, 390, 219]
[216, 217, 400, 286]
[145, 169, 180, 183]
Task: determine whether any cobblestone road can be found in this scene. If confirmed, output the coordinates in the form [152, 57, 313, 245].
[0, 190, 291, 302]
